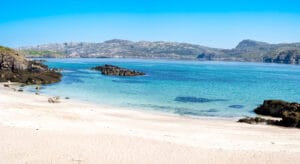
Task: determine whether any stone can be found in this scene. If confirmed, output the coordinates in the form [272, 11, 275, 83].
[238, 117, 275, 125]
[249, 100, 300, 128]
[281, 111, 300, 128]
[255, 100, 300, 117]
[91, 64, 145, 76]
[48, 96, 60, 103]
[254, 100, 290, 117]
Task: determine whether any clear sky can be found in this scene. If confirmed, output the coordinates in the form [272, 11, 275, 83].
[0, 0, 300, 48]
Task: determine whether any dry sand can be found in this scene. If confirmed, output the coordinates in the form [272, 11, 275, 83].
[0, 84, 299, 164]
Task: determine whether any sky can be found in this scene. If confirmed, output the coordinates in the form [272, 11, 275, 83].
[0, 0, 300, 48]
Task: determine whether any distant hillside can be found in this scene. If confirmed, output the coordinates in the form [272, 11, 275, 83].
[18, 39, 300, 64]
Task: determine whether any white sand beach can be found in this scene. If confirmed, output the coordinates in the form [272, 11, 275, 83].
[0, 84, 300, 164]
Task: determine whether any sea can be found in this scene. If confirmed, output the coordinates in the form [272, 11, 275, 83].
[25, 58, 300, 118]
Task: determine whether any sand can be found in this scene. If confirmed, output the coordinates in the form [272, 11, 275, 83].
[0, 84, 300, 164]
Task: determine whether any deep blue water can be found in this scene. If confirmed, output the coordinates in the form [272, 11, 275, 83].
[27, 58, 300, 118]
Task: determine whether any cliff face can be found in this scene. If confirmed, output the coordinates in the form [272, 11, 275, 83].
[263, 50, 300, 64]
[0, 46, 61, 84]
[19, 39, 300, 64]
[0, 46, 29, 71]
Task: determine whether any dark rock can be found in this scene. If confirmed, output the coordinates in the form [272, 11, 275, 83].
[228, 105, 244, 109]
[238, 117, 275, 125]
[252, 100, 300, 128]
[254, 100, 297, 117]
[91, 64, 145, 76]
[281, 111, 300, 128]
[0, 46, 61, 85]
[175, 96, 227, 103]
[0, 70, 62, 85]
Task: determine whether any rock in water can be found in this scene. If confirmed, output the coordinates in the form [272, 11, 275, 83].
[254, 100, 299, 117]
[0, 46, 61, 84]
[246, 100, 300, 128]
[91, 64, 145, 76]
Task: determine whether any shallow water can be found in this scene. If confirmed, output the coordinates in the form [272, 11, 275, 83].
[26, 58, 300, 118]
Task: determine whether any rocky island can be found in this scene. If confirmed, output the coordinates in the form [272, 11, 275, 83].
[0, 46, 61, 84]
[92, 64, 145, 76]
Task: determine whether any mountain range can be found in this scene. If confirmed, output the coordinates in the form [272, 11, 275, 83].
[18, 39, 300, 64]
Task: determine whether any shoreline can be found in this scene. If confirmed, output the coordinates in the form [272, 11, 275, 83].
[33, 57, 300, 67]
[0, 83, 300, 163]
[22, 82, 241, 122]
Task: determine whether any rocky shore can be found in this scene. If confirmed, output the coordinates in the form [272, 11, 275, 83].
[239, 100, 300, 128]
[92, 64, 145, 76]
[0, 46, 61, 84]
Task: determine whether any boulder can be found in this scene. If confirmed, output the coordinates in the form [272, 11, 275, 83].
[91, 64, 145, 76]
[48, 96, 60, 103]
[281, 111, 300, 128]
[254, 100, 290, 117]
[241, 100, 300, 128]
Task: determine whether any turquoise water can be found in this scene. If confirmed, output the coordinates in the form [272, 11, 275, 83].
[28, 58, 300, 118]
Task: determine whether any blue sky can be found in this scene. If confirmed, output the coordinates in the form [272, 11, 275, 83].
[0, 0, 300, 48]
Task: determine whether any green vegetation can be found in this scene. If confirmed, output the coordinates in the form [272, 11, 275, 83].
[0, 46, 15, 54]
[0, 46, 27, 62]
[20, 50, 65, 58]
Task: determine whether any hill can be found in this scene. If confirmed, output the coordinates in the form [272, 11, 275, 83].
[18, 39, 300, 64]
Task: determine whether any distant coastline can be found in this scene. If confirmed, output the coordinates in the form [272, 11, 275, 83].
[18, 39, 300, 65]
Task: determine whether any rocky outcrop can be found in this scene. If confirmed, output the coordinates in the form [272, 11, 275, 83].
[263, 50, 300, 64]
[239, 100, 300, 128]
[0, 46, 61, 84]
[0, 46, 29, 71]
[254, 100, 300, 118]
[92, 64, 145, 76]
